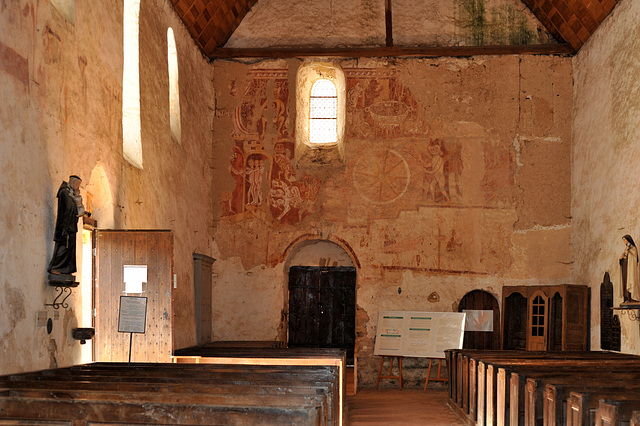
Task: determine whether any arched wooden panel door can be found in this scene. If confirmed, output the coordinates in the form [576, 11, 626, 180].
[527, 290, 549, 351]
[458, 290, 500, 350]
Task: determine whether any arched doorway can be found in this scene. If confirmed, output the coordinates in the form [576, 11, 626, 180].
[285, 239, 357, 365]
[458, 290, 501, 350]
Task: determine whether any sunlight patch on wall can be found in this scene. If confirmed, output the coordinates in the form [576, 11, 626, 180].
[167, 27, 181, 144]
[123, 0, 143, 169]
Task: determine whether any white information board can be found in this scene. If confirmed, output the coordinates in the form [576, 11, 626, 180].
[374, 311, 466, 359]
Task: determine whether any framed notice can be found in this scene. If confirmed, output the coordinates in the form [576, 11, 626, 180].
[118, 296, 148, 334]
[374, 311, 466, 359]
[463, 309, 494, 332]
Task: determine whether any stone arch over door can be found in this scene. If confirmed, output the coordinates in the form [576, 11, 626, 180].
[284, 238, 358, 364]
[458, 289, 501, 350]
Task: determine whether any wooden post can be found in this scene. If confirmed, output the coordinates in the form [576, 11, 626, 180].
[376, 356, 403, 390]
[424, 358, 449, 391]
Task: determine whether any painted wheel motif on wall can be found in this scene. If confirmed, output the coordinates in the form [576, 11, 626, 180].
[353, 149, 410, 204]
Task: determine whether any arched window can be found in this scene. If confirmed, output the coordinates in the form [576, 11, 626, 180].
[295, 62, 345, 168]
[122, 0, 143, 169]
[309, 79, 337, 144]
[167, 27, 181, 144]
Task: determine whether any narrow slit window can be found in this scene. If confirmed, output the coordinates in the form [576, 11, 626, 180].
[122, 0, 143, 169]
[167, 27, 181, 144]
[309, 79, 337, 144]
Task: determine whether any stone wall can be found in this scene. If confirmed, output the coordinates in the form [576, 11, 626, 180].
[0, 0, 214, 375]
[573, 0, 640, 353]
[227, 0, 554, 48]
[210, 54, 573, 385]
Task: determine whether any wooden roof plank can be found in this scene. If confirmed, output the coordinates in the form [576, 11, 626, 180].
[555, 0, 591, 41]
[601, 0, 618, 12]
[522, 0, 567, 44]
[571, 1, 600, 32]
[548, 10, 583, 49]
[171, 0, 191, 16]
[583, 0, 608, 20]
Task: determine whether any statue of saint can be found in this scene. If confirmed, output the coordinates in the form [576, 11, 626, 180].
[619, 234, 640, 303]
[48, 175, 87, 276]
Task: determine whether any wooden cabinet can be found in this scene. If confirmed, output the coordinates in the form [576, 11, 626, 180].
[501, 284, 589, 351]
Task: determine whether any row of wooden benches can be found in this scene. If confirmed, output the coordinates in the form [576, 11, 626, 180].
[0, 347, 345, 425]
[445, 349, 640, 426]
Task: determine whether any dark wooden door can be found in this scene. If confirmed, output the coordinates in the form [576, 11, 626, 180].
[94, 230, 173, 362]
[193, 253, 215, 344]
[288, 266, 356, 364]
[458, 290, 501, 350]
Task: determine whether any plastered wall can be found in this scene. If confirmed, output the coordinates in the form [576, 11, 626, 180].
[227, 0, 554, 48]
[0, 0, 214, 375]
[210, 54, 573, 385]
[573, 0, 640, 354]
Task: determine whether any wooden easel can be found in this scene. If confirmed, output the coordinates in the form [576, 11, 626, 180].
[423, 357, 447, 391]
[376, 356, 403, 390]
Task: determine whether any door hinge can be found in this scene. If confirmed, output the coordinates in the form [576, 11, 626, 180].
[93, 248, 97, 257]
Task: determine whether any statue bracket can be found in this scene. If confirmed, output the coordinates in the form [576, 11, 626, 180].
[613, 305, 640, 322]
[46, 275, 79, 310]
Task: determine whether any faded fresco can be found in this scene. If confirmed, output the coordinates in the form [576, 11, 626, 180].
[221, 69, 322, 226]
[346, 69, 423, 139]
[220, 65, 517, 228]
[217, 63, 522, 279]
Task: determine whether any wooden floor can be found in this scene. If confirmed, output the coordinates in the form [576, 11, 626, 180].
[345, 388, 468, 425]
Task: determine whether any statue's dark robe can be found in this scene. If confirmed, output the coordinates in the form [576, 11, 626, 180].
[48, 181, 79, 274]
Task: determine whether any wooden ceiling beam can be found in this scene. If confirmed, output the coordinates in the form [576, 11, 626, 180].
[385, 0, 393, 47]
[207, 43, 575, 60]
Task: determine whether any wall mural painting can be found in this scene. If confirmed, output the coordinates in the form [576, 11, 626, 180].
[417, 139, 450, 203]
[345, 69, 422, 139]
[223, 69, 320, 225]
[404, 138, 463, 206]
[480, 140, 515, 206]
[269, 141, 322, 223]
[352, 149, 411, 205]
[227, 144, 269, 214]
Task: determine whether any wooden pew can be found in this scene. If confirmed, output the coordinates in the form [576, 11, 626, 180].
[544, 381, 640, 425]
[596, 399, 640, 426]
[567, 391, 640, 426]
[476, 354, 640, 424]
[0, 361, 342, 425]
[172, 346, 345, 426]
[449, 350, 640, 426]
[521, 368, 640, 425]
[0, 393, 323, 425]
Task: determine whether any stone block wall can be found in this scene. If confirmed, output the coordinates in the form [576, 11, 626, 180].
[210, 54, 573, 385]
